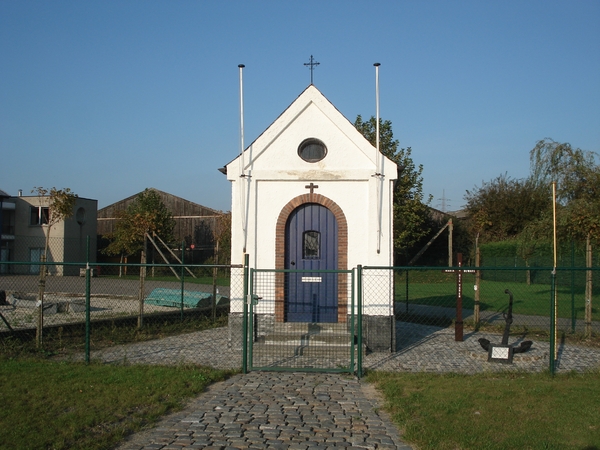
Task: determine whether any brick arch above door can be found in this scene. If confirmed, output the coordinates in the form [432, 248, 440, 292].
[274, 193, 348, 323]
[275, 193, 348, 271]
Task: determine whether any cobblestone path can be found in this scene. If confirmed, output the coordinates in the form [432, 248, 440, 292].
[115, 372, 412, 450]
[78, 322, 600, 449]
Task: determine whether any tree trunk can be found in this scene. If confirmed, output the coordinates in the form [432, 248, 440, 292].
[36, 253, 46, 347]
[212, 240, 219, 321]
[138, 241, 146, 329]
[36, 223, 52, 348]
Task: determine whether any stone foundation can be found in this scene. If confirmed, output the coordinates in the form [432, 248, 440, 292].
[228, 312, 395, 352]
[362, 314, 396, 352]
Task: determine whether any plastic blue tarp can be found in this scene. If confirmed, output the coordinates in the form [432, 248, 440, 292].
[144, 288, 213, 308]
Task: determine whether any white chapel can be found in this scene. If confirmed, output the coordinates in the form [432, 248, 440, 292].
[224, 84, 398, 352]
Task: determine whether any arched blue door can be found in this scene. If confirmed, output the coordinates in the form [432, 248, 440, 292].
[285, 203, 338, 322]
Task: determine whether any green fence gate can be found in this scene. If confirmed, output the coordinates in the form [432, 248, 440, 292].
[245, 268, 359, 374]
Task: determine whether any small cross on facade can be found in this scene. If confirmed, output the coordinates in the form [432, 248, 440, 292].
[305, 182, 319, 195]
[304, 55, 320, 84]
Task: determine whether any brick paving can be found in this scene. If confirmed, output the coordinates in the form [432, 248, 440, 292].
[80, 321, 600, 449]
[115, 372, 411, 450]
[82, 322, 600, 374]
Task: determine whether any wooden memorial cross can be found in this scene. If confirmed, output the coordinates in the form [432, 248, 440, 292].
[443, 253, 475, 342]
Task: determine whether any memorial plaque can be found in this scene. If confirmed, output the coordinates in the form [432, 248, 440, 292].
[488, 344, 514, 364]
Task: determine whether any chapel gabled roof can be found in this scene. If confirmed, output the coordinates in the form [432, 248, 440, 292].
[221, 84, 380, 173]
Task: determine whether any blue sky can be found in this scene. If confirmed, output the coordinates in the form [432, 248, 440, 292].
[1, 1, 598, 212]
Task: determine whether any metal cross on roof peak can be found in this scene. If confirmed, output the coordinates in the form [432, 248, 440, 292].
[304, 55, 320, 85]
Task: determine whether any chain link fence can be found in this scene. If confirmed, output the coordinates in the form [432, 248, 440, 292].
[245, 268, 357, 373]
[0, 261, 244, 370]
[362, 266, 600, 374]
[2, 259, 598, 374]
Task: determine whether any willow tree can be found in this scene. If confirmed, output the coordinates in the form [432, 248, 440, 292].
[530, 138, 598, 204]
[527, 139, 599, 335]
[526, 139, 599, 243]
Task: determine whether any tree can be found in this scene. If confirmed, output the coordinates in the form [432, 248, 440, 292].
[530, 138, 599, 337]
[32, 186, 77, 346]
[523, 139, 600, 244]
[354, 115, 432, 262]
[530, 138, 599, 205]
[103, 188, 175, 257]
[464, 173, 551, 242]
[32, 186, 78, 261]
[213, 212, 231, 265]
[103, 189, 175, 328]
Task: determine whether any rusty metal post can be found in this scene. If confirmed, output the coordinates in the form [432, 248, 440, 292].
[455, 253, 463, 342]
[475, 238, 481, 325]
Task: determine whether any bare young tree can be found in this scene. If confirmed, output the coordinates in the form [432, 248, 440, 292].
[32, 186, 77, 346]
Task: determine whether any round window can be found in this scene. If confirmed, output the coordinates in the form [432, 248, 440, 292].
[298, 138, 327, 163]
[75, 207, 86, 225]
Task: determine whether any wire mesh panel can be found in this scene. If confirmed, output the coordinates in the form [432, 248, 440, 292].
[2, 260, 598, 374]
[361, 266, 600, 374]
[248, 268, 356, 373]
[0, 261, 244, 370]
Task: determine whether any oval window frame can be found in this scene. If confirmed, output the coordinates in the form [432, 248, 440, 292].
[75, 207, 86, 225]
[298, 138, 327, 163]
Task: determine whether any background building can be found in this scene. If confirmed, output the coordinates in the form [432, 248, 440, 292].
[97, 188, 224, 264]
[0, 189, 97, 275]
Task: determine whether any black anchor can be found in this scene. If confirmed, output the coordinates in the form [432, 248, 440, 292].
[479, 289, 533, 354]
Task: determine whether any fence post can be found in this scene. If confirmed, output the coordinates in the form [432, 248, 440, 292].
[350, 269, 356, 375]
[85, 236, 91, 364]
[212, 241, 219, 321]
[357, 264, 363, 378]
[585, 235, 592, 338]
[180, 241, 185, 321]
[571, 240, 575, 333]
[405, 269, 409, 314]
[138, 236, 147, 329]
[475, 243, 481, 325]
[242, 253, 249, 374]
[550, 270, 556, 375]
[36, 254, 47, 348]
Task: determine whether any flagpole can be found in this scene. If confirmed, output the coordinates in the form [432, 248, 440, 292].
[374, 62, 382, 254]
[238, 64, 248, 253]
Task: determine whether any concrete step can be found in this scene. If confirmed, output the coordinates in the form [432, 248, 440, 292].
[261, 333, 351, 346]
[251, 321, 363, 360]
[252, 342, 363, 358]
[272, 322, 351, 334]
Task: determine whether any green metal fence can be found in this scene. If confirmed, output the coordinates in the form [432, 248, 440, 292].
[0, 260, 244, 370]
[245, 268, 357, 374]
[361, 265, 599, 374]
[1, 259, 598, 375]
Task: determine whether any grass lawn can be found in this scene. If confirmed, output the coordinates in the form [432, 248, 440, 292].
[2, 357, 599, 450]
[0, 358, 236, 450]
[367, 370, 600, 450]
[396, 272, 599, 322]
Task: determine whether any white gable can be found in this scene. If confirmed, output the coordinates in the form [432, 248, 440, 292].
[227, 85, 395, 180]
[226, 84, 397, 276]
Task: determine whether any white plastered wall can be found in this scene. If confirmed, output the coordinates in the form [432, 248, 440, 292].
[226, 86, 396, 317]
